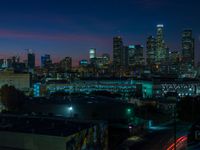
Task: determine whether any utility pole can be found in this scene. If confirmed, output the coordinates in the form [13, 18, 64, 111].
[174, 103, 177, 150]
[173, 93, 179, 150]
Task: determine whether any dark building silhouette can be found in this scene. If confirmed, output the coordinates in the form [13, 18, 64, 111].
[134, 44, 144, 65]
[28, 52, 35, 70]
[60, 57, 72, 72]
[182, 29, 195, 67]
[128, 45, 135, 67]
[113, 36, 124, 69]
[123, 45, 129, 69]
[41, 54, 52, 68]
[146, 36, 156, 65]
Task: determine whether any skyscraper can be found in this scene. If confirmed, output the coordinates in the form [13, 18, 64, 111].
[182, 29, 195, 67]
[113, 36, 123, 68]
[123, 46, 129, 69]
[155, 24, 167, 64]
[146, 36, 156, 65]
[128, 45, 135, 66]
[134, 45, 144, 65]
[128, 45, 144, 67]
[28, 52, 35, 70]
[102, 53, 111, 65]
[168, 51, 181, 74]
[89, 48, 96, 65]
[60, 57, 72, 72]
[89, 48, 96, 59]
[169, 51, 180, 63]
[41, 54, 52, 68]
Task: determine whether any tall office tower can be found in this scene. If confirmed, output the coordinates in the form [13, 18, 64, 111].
[41, 54, 52, 68]
[182, 29, 195, 67]
[89, 48, 96, 59]
[113, 36, 124, 68]
[128, 45, 135, 66]
[155, 24, 167, 63]
[134, 45, 144, 65]
[146, 36, 156, 65]
[89, 48, 96, 65]
[102, 53, 111, 65]
[28, 52, 35, 70]
[122, 46, 129, 69]
[128, 45, 144, 66]
[169, 51, 181, 64]
[60, 57, 72, 72]
[168, 51, 181, 74]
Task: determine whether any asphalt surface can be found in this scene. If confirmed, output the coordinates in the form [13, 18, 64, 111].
[118, 122, 191, 150]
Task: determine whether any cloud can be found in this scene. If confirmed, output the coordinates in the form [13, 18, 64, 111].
[0, 28, 110, 44]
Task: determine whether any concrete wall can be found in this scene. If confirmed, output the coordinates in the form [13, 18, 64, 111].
[0, 72, 30, 91]
[0, 131, 66, 150]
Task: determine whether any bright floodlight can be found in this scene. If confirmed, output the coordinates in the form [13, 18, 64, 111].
[127, 108, 131, 114]
[68, 106, 73, 111]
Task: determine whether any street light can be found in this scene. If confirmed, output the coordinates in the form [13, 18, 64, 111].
[68, 106, 73, 117]
[68, 106, 73, 111]
[126, 108, 133, 124]
[127, 108, 131, 113]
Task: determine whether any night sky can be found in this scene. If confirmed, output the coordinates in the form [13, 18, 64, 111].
[0, 0, 199, 66]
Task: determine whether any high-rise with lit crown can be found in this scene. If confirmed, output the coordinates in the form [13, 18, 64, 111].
[155, 24, 167, 64]
[182, 29, 195, 67]
[89, 48, 96, 59]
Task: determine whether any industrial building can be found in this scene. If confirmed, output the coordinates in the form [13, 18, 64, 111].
[0, 115, 108, 150]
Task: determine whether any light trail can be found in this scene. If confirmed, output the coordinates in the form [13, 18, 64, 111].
[166, 136, 187, 150]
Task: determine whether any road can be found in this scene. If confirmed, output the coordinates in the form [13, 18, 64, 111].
[118, 121, 190, 150]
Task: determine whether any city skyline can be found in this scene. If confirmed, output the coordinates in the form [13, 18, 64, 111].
[0, 27, 197, 67]
[0, 0, 199, 65]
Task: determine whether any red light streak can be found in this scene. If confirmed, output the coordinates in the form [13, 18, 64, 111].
[166, 136, 187, 150]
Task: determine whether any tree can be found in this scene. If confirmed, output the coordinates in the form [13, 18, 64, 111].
[0, 85, 26, 111]
[177, 96, 200, 122]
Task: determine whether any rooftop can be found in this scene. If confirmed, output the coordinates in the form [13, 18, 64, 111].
[0, 114, 97, 137]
